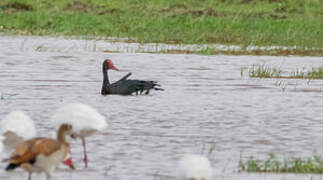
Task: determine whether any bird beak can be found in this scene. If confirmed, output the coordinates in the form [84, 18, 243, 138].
[110, 64, 119, 71]
[64, 157, 75, 170]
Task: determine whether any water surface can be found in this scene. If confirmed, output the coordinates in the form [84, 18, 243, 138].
[1, 36, 323, 180]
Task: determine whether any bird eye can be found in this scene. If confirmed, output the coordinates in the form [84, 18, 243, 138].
[70, 133, 77, 139]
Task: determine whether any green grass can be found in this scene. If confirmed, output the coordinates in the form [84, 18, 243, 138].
[239, 153, 323, 173]
[248, 64, 284, 78]
[0, 0, 322, 55]
[245, 64, 323, 79]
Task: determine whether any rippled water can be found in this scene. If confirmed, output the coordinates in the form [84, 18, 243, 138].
[1, 36, 323, 180]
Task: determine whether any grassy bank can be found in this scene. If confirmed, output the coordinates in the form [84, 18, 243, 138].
[239, 153, 323, 173]
[243, 64, 323, 79]
[0, 0, 322, 55]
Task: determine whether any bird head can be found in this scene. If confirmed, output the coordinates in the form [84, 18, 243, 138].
[103, 59, 119, 71]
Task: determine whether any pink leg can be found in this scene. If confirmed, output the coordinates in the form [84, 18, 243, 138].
[46, 173, 51, 180]
[28, 173, 32, 180]
[82, 138, 88, 168]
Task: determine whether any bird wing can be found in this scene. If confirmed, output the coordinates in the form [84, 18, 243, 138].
[106, 72, 163, 95]
[9, 138, 61, 164]
[2, 131, 24, 149]
[30, 139, 62, 156]
[115, 72, 132, 83]
[108, 79, 163, 95]
[9, 138, 44, 164]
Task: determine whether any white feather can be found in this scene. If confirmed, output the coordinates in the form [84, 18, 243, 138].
[176, 154, 213, 180]
[0, 111, 36, 140]
[51, 103, 107, 136]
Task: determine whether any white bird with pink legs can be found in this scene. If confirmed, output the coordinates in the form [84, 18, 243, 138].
[51, 103, 108, 168]
[0, 111, 37, 152]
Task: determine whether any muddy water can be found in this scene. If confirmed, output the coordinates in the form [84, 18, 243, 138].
[1, 36, 323, 180]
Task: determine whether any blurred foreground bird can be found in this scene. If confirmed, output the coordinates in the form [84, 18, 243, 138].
[4, 124, 75, 180]
[51, 103, 107, 168]
[176, 154, 213, 180]
[0, 111, 36, 150]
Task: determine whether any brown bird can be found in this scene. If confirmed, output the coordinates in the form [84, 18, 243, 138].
[4, 124, 75, 180]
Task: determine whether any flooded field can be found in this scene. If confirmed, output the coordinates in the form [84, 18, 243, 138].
[1, 36, 323, 180]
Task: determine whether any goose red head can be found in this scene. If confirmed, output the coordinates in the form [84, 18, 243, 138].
[103, 59, 119, 71]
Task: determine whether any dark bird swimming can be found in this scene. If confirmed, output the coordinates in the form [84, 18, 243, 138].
[101, 59, 163, 95]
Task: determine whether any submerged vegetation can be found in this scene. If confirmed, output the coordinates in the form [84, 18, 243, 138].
[239, 153, 323, 174]
[0, 0, 322, 55]
[244, 64, 323, 79]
